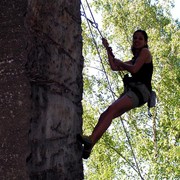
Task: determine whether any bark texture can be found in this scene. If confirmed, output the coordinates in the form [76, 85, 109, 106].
[25, 0, 83, 179]
[0, 0, 30, 179]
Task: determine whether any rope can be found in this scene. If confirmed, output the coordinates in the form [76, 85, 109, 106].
[84, 0, 103, 38]
[81, 2, 116, 98]
[81, 2, 124, 79]
[81, 1, 144, 179]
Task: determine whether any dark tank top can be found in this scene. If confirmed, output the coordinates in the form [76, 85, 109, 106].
[132, 58, 153, 92]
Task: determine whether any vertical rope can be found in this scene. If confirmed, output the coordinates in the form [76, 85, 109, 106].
[81, 1, 144, 179]
[81, 3, 116, 98]
[84, 0, 103, 38]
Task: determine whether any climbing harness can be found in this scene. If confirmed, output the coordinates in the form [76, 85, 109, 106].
[123, 74, 146, 107]
[81, 1, 145, 179]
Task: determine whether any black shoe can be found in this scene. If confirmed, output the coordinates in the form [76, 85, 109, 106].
[77, 134, 93, 159]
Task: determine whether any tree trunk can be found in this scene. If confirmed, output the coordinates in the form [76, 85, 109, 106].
[25, 0, 83, 179]
[0, 0, 30, 179]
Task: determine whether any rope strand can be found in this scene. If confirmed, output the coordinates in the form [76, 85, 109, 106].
[84, 0, 103, 38]
[81, 2, 116, 98]
[81, 1, 144, 179]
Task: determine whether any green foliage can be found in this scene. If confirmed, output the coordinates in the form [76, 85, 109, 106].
[81, 0, 180, 179]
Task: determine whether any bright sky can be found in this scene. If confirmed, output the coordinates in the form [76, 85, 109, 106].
[171, 0, 180, 20]
[85, 0, 180, 20]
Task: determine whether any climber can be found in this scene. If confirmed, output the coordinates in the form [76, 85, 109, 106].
[80, 29, 153, 159]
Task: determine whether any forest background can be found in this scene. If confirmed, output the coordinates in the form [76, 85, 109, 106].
[81, 0, 179, 179]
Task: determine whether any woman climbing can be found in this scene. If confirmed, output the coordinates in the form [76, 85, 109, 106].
[80, 29, 153, 159]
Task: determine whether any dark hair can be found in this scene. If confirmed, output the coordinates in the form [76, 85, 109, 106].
[134, 29, 148, 41]
[131, 29, 149, 56]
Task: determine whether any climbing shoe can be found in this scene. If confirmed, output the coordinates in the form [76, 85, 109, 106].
[77, 134, 93, 159]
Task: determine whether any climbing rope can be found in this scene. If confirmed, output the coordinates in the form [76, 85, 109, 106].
[81, 2, 116, 98]
[81, 1, 144, 179]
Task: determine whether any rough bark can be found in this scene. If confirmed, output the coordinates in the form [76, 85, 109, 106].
[25, 0, 83, 179]
[0, 0, 30, 179]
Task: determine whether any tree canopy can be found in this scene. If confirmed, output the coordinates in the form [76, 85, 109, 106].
[81, 0, 180, 179]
